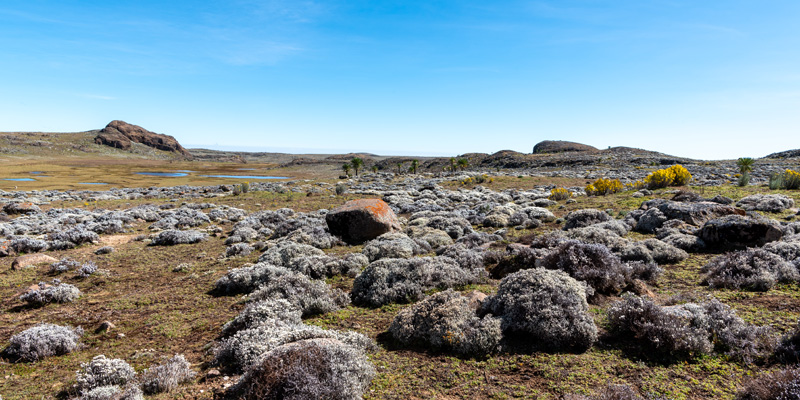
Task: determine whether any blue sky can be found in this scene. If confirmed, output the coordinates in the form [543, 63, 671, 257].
[1, 1, 799, 159]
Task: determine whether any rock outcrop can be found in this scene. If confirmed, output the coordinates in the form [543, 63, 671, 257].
[326, 199, 401, 244]
[532, 140, 597, 154]
[95, 120, 192, 158]
[696, 215, 784, 251]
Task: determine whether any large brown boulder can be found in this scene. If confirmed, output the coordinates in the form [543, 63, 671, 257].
[696, 215, 784, 251]
[95, 120, 192, 158]
[532, 140, 597, 154]
[326, 199, 401, 244]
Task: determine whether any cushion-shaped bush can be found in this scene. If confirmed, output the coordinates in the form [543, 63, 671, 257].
[351, 257, 482, 307]
[362, 232, 431, 262]
[221, 299, 303, 337]
[75, 355, 136, 393]
[20, 281, 81, 306]
[79, 384, 143, 400]
[619, 239, 688, 264]
[607, 295, 774, 361]
[225, 242, 254, 258]
[214, 263, 293, 294]
[248, 273, 349, 317]
[149, 230, 206, 246]
[481, 268, 597, 352]
[389, 289, 501, 357]
[563, 209, 613, 230]
[140, 354, 196, 395]
[227, 338, 376, 400]
[4, 323, 83, 362]
[286, 253, 369, 279]
[701, 248, 798, 291]
[736, 368, 800, 400]
[257, 241, 325, 266]
[537, 240, 628, 297]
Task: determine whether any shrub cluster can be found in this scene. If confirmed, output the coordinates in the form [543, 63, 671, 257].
[701, 248, 798, 291]
[563, 209, 613, 230]
[140, 354, 196, 395]
[644, 164, 692, 189]
[769, 169, 800, 190]
[20, 280, 81, 306]
[585, 178, 623, 196]
[247, 273, 349, 317]
[607, 294, 774, 361]
[4, 323, 83, 362]
[736, 368, 800, 400]
[481, 268, 597, 352]
[149, 230, 206, 246]
[389, 289, 502, 357]
[228, 338, 376, 400]
[74, 355, 137, 394]
[549, 187, 571, 201]
[351, 257, 482, 307]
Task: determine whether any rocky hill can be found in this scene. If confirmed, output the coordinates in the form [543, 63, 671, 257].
[532, 140, 597, 154]
[95, 120, 192, 158]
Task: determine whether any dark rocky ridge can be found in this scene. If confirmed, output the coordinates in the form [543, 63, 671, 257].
[533, 140, 598, 154]
[95, 120, 192, 158]
[766, 149, 800, 159]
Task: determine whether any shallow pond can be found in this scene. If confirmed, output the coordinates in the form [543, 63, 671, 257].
[134, 172, 189, 177]
[199, 175, 288, 179]
[4, 178, 36, 181]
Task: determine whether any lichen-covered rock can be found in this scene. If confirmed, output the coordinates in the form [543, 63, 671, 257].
[696, 215, 784, 250]
[737, 194, 795, 213]
[325, 198, 401, 244]
[563, 209, 612, 230]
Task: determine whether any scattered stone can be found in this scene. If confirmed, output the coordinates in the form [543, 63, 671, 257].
[11, 254, 58, 270]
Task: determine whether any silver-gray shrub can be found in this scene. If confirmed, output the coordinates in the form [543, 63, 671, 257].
[20, 280, 81, 306]
[701, 248, 798, 291]
[228, 338, 376, 400]
[216, 324, 374, 373]
[537, 240, 629, 297]
[351, 257, 482, 307]
[563, 384, 670, 400]
[74, 355, 137, 393]
[139, 354, 196, 395]
[213, 263, 293, 294]
[286, 253, 369, 279]
[563, 209, 613, 230]
[149, 230, 206, 246]
[257, 241, 325, 266]
[248, 273, 349, 317]
[455, 232, 503, 248]
[437, 244, 486, 276]
[10, 237, 48, 253]
[49, 227, 99, 246]
[735, 368, 800, 400]
[481, 268, 597, 352]
[361, 232, 432, 262]
[607, 294, 774, 361]
[619, 238, 689, 265]
[225, 242, 254, 258]
[389, 289, 501, 357]
[75, 261, 99, 279]
[764, 240, 800, 263]
[79, 384, 144, 400]
[4, 323, 83, 362]
[51, 257, 80, 273]
[221, 298, 303, 337]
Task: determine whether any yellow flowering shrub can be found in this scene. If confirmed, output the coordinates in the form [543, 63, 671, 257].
[785, 169, 800, 190]
[549, 187, 571, 201]
[585, 178, 623, 196]
[644, 164, 692, 189]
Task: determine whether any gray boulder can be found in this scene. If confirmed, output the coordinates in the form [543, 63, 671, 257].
[696, 215, 784, 250]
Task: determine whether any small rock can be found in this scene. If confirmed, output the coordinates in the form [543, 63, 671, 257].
[117, 333, 125, 338]
[206, 369, 221, 379]
[464, 290, 488, 310]
[96, 321, 115, 333]
[11, 254, 58, 271]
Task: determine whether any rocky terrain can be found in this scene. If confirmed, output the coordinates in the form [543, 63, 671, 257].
[94, 121, 192, 158]
[2, 126, 800, 399]
[0, 156, 799, 399]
